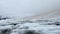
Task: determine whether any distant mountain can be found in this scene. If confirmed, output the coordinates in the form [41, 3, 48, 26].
[0, 16, 10, 20]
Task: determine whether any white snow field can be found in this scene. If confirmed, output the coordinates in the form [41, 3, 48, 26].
[0, 17, 60, 34]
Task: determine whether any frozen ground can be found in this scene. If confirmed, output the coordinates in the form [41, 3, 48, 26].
[0, 17, 60, 34]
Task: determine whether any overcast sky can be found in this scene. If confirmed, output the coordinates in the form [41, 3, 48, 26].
[0, 0, 60, 18]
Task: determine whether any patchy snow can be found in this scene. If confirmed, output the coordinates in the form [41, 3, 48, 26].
[0, 17, 60, 34]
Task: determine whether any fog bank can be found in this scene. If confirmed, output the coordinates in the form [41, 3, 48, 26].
[0, 0, 60, 18]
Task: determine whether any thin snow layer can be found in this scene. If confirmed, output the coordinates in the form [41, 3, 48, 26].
[0, 18, 60, 34]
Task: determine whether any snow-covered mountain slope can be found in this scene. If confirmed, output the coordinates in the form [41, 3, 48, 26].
[0, 16, 60, 34]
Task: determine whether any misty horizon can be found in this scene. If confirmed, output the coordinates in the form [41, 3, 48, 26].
[0, 0, 60, 18]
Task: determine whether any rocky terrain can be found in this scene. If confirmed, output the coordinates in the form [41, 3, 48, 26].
[0, 17, 60, 34]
